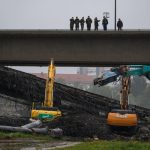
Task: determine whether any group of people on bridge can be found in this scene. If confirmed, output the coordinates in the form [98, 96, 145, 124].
[70, 16, 123, 31]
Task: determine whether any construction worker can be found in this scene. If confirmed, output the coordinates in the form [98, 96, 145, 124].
[75, 17, 80, 30]
[94, 17, 100, 31]
[117, 18, 123, 31]
[86, 16, 92, 31]
[70, 17, 75, 30]
[80, 17, 85, 31]
[102, 16, 108, 31]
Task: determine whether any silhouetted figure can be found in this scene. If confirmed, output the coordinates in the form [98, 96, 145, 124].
[86, 16, 92, 31]
[102, 16, 108, 31]
[80, 17, 85, 31]
[70, 17, 75, 30]
[75, 17, 80, 30]
[117, 18, 123, 31]
[94, 17, 100, 30]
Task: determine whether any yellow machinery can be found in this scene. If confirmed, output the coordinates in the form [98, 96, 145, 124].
[107, 75, 137, 127]
[107, 64, 150, 128]
[94, 65, 138, 129]
[31, 59, 61, 121]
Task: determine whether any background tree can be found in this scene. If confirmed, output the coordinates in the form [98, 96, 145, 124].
[55, 78, 66, 84]
[131, 76, 147, 97]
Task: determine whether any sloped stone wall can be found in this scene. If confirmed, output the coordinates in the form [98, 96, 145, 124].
[0, 94, 31, 126]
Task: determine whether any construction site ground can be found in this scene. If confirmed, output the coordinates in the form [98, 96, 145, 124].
[0, 134, 150, 150]
[0, 66, 150, 143]
[0, 137, 81, 150]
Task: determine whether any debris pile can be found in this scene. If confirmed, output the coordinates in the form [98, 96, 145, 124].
[0, 119, 63, 138]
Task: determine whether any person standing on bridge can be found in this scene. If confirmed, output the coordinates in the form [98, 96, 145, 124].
[75, 17, 80, 30]
[102, 16, 108, 31]
[80, 17, 85, 31]
[86, 16, 92, 31]
[94, 17, 100, 31]
[117, 18, 123, 31]
[70, 17, 75, 30]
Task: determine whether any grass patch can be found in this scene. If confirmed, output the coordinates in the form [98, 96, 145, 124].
[0, 131, 53, 140]
[54, 141, 150, 150]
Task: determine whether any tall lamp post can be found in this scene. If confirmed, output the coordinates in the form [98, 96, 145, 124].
[114, 0, 117, 30]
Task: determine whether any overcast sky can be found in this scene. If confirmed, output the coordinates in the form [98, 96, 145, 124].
[1, 0, 150, 73]
[0, 0, 150, 30]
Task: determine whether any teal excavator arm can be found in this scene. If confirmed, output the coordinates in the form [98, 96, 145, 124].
[127, 65, 150, 80]
[94, 65, 150, 86]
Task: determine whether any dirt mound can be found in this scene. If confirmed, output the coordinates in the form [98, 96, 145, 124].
[49, 111, 111, 139]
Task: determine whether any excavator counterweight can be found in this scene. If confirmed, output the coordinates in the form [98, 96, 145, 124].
[107, 109, 137, 127]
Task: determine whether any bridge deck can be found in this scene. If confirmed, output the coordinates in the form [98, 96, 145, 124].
[0, 30, 150, 66]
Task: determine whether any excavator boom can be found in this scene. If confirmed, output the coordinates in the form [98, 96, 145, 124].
[44, 59, 55, 107]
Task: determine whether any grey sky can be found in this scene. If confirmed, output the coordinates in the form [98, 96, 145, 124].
[0, 0, 150, 29]
[10, 66, 78, 74]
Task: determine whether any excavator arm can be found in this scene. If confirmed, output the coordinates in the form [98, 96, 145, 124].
[44, 59, 55, 107]
[94, 65, 150, 87]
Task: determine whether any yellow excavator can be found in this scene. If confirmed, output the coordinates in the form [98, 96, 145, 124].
[31, 59, 61, 121]
[94, 65, 150, 130]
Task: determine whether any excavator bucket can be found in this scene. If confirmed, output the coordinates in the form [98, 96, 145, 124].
[107, 109, 137, 127]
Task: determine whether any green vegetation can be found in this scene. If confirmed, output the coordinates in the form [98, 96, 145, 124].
[55, 141, 150, 150]
[0, 131, 52, 140]
[0, 132, 149, 150]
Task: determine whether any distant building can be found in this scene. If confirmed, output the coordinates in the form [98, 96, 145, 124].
[33, 73, 94, 90]
[77, 67, 105, 77]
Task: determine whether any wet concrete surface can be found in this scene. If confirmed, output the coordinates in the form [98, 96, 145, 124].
[0, 139, 81, 150]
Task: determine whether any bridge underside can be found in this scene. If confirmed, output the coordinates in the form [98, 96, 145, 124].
[0, 30, 150, 66]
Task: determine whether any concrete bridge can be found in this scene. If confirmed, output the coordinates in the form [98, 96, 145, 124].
[0, 30, 150, 66]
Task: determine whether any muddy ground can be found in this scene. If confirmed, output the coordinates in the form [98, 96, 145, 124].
[0, 139, 81, 150]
